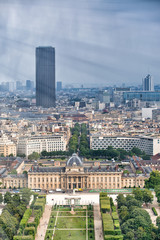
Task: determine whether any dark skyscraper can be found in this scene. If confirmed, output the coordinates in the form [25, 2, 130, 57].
[36, 46, 55, 108]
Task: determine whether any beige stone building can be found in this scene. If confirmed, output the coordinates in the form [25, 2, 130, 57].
[0, 134, 16, 157]
[28, 154, 149, 190]
[0, 174, 28, 188]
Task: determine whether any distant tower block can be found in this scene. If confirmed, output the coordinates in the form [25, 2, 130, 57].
[142, 74, 154, 91]
[57, 81, 62, 91]
[36, 46, 56, 107]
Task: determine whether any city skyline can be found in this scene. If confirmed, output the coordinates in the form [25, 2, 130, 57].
[0, 0, 160, 87]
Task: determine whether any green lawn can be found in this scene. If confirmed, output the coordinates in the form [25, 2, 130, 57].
[53, 230, 86, 240]
[56, 216, 86, 228]
[58, 211, 86, 216]
[45, 206, 94, 240]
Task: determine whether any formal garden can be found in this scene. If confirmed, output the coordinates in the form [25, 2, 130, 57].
[13, 194, 46, 240]
[45, 205, 95, 240]
[100, 192, 123, 240]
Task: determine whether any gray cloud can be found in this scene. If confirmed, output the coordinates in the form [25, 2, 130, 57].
[0, 0, 160, 87]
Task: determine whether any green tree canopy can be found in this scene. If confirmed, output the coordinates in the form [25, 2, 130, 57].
[28, 152, 40, 160]
[4, 192, 12, 204]
[145, 171, 160, 189]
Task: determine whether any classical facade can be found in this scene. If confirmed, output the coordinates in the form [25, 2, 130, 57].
[28, 154, 150, 190]
[0, 174, 28, 188]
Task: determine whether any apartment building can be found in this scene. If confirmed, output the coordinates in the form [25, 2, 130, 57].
[17, 134, 67, 157]
[0, 134, 17, 157]
[90, 135, 160, 155]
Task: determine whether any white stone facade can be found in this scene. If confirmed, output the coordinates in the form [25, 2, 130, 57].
[17, 134, 66, 156]
[90, 135, 160, 155]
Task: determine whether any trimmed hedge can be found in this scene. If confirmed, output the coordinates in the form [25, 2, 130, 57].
[13, 236, 34, 240]
[100, 197, 110, 213]
[105, 235, 123, 240]
[112, 206, 117, 212]
[152, 207, 158, 216]
[100, 192, 123, 239]
[102, 213, 114, 235]
[24, 227, 35, 237]
[19, 209, 32, 231]
[15, 195, 46, 240]
[100, 193, 108, 198]
[112, 212, 119, 220]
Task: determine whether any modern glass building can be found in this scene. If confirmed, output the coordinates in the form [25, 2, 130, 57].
[36, 46, 55, 108]
[142, 74, 154, 91]
[123, 91, 160, 102]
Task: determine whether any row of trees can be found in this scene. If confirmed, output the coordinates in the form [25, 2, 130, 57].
[0, 189, 32, 240]
[79, 145, 150, 160]
[117, 191, 157, 240]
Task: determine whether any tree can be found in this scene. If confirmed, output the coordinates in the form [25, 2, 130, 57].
[124, 231, 134, 240]
[126, 198, 142, 209]
[12, 194, 21, 206]
[145, 171, 160, 189]
[28, 152, 40, 160]
[142, 189, 153, 205]
[20, 188, 32, 205]
[119, 206, 129, 222]
[116, 194, 126, 209]
[156, 216, 160, 228]
[131, 147, 143, 156]
[17, 153, 26, 158]
[4, 192, 12, 204]
[8, 153, 13, 157]
[23, 170, 28, 175]
[0, 193, 3, 204]
[133, 188, 143, 201]
[130, 208, 152, 225]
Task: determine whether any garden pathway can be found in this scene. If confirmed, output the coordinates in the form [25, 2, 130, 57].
[94, 204, 103, 240]
[35, 205, 52, 240]
[143, 192, 160, 226]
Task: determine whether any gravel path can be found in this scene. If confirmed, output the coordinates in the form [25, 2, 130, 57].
[35, 205, 52, 240]
[143, 192, 160, 226]
[94, 204, 104, 240]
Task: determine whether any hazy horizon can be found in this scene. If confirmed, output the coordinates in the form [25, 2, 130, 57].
[0, 0, 160, 88]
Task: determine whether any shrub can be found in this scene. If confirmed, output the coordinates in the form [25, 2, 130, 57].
[112, 212, 119, 220]
[152, 207, 158, 216]
[100, 192, 108, 198]
[112, 206, 117, 212]
[24, 227, 35, 237]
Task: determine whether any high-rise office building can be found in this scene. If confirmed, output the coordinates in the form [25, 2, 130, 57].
[36, 46, 56, 108]
[57, 81, 62, 91]
[26, 80, 34, 91]
[142, 74, 154, 91]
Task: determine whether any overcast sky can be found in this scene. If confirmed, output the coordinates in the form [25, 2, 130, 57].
[0, 0, 160, 87]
